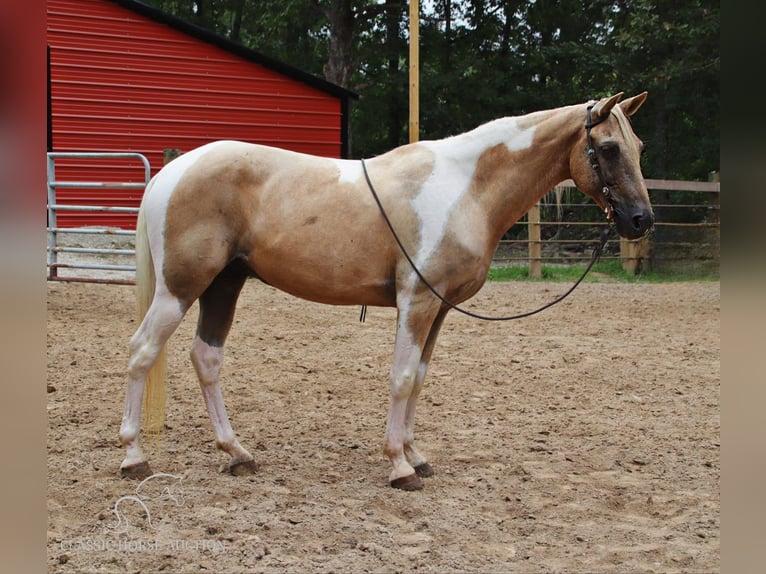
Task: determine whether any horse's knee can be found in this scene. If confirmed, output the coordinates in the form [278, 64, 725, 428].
[390, 369, 417, 400]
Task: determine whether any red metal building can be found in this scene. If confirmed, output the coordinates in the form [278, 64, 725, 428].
[47, 0, 356, 228]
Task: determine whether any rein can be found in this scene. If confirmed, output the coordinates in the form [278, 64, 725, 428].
[359, 105, 613, 322]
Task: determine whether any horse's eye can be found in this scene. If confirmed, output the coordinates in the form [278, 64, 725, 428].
[599, 142, 620, 158]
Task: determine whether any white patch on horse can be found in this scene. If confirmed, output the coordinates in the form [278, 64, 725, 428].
[411, 119, 536, 267]
[332, 159, 363, 184]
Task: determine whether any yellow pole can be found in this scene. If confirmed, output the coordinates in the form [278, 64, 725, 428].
[409, 0, 419, 143]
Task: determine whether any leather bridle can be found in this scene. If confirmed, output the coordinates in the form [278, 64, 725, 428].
[585, 103, 616, 221]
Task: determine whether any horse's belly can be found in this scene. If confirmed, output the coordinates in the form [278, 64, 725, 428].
[246, 237, 396, 307]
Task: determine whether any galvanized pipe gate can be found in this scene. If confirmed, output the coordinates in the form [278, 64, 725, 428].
[46, 152, 151, 284]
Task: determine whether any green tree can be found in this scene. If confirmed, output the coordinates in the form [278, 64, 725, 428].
[608, 0, 719, 179]
[139, 0, 719, 179]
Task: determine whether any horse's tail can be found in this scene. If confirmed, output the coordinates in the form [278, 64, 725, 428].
[134, 194, 167, 443]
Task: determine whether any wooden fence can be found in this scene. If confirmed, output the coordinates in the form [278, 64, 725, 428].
[492, 178, 720, 276]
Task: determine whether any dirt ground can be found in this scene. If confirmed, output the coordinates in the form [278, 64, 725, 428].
[47, 279, 719, 573]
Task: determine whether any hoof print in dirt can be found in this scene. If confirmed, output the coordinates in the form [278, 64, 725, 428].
[229, 459, 258, 476]
[120, 461, 153, 480]
[414, 463, 434, 478]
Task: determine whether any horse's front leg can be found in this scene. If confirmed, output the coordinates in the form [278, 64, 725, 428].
[402, 307, 449, 480]
[384, 301, 443, 490]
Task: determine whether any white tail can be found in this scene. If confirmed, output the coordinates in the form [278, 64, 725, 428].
[134, 204, 167, 441]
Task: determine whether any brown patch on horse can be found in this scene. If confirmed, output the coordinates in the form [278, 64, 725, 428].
[471, 144, 552, 245]
[163, 147, 257, 306]
[196, 259, 249, 347]
[471, 111, 582, 246]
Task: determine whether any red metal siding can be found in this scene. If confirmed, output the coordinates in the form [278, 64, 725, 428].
[47, 0, 344, 228]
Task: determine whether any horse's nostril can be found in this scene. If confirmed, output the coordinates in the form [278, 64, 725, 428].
[631, 210, 654, 233]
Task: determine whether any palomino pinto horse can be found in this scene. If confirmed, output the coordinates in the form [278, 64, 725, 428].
[120, 92, 653, 490]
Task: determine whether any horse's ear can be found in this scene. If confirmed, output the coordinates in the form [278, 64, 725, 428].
[619, 91, 649, 117]
[590, 92, 624, 122]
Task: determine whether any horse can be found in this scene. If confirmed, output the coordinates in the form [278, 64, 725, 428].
[119, 92, 653, 491]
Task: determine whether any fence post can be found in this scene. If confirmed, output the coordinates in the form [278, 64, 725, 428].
[528, 202, 542, 278]
[620, 236, 652, 274]
[47, 154, 59, 280]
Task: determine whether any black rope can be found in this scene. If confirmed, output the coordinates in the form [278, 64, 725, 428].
[360, 158, 611, 322]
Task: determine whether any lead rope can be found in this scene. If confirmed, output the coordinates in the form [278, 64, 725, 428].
[359, 155, 611, 323]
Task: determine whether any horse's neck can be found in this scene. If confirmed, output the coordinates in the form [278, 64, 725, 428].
[454, 106, 581, 242]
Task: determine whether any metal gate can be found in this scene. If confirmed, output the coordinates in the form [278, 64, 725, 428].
[46, 152, 151, 284]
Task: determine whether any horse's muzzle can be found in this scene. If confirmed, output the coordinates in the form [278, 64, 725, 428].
[614, 206, 654, 240]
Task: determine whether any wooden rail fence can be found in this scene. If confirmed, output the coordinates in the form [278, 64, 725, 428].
[494, 178, 720, 277]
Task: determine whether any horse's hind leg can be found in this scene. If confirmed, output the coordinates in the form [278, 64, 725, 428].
[191, 263, 256, 476]
[120, 292, 186, 478]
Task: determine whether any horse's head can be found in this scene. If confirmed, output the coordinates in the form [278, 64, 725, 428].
[569, 92, 654, 240]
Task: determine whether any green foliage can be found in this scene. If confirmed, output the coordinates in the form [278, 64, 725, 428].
[608, 0, 719, 180]
[140, 0, 719, 179]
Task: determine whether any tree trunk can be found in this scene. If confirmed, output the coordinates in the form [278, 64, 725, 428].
[230, 0, 245, 42]
[319, 0, 355, 88]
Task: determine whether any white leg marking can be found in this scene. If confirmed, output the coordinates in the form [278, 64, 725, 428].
[190, 336, 253, 465]
[402, 360, 429, 469]
[384, 312, 424, 483]
[120, 293, 185, 469]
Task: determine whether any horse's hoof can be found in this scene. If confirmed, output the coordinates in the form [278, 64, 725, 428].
[120, 461, 152, 480]
[414, 462, 434, 478]
[390, 473, 423, 491]
[229, 459, 258, 476]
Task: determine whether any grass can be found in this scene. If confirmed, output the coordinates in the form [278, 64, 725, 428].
[487, 259, 719, 283]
